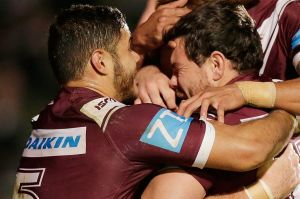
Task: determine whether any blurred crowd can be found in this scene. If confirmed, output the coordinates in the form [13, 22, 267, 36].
[0, 0, 146, 198]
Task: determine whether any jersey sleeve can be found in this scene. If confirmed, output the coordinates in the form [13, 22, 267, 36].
[105, 105, 215, 169]
[283, 2, 300, 68]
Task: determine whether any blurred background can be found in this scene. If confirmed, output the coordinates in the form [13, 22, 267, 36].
[0, 0, 147, 198]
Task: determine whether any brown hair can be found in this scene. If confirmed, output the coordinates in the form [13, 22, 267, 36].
[48, 5, 127, 85]
[156, 0, 256, 9]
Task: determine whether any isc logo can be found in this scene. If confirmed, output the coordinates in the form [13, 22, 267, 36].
[94, 98, 117, 110]
[22, 127, 86, 157]
[140, 108, 192, 153]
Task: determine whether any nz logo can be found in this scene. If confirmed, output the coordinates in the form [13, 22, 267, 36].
[140, 108, 192, 153]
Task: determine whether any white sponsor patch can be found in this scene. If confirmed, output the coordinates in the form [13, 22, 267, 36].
[80, 97, 126, 132]
[23, 127, 86, 157]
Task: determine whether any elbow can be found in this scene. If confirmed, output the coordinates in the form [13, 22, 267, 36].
[230, 139, 271, 172]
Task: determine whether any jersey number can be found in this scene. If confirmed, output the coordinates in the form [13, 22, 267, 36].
[12, 168, 45, 199]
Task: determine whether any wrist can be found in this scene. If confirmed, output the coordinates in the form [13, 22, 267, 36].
[235, 81, 276, 108]
[244, 179, 274, 199]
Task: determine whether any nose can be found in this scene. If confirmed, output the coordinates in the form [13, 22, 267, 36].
[169, 75, 178, 89]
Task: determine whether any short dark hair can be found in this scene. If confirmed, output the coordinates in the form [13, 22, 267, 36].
[156, 0, 256, 9]
[164, 0, 263, 72]
[156, 0, 213, 9]
[48, 5, 127, 85]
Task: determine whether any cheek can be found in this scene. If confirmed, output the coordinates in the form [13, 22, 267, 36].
[122, 54, 136, 70]
[177, 75, 192, 96]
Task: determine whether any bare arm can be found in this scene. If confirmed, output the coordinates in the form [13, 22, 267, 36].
[177, 78, 300, 122]
[142, 144, 299, 199]
[207, 110, 295, 171]
[275, 78, 300, 115]
[142, 168, 206, 199]
[207, 144, 300, 199]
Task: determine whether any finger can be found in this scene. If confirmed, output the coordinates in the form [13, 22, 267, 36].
[177, 100, 187, 115]
[183, 99, 203, 118]
[139, 89, 153, 104]
[200, 99, 211, 120]
[217, 105, 225, 123]
[177, 95, 199, 116]
[151, 96, 167, 108]
[134, 98, 142, 105]
[158, 0, 188, 10]
[147, 85, 167, 108]
[160, 89, 177, 110]
[158, 7, 190, 19]
[160, 16, 181, 32]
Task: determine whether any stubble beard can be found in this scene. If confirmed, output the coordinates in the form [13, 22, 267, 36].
[113, 57, 136, 104]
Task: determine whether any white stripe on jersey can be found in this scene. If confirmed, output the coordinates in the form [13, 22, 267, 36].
[192, 117, 215, 169]
[258, 0, 297, 75]
[240, 113, 269, 123]
[80, 97, 126, 132]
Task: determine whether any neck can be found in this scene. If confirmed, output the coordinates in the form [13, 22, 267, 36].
[66, 78, 118, 100]
[218, 68, 240, 87]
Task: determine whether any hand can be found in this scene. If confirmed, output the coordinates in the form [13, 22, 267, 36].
[257, 144, 300, 199]
[131, 0, 190, 55]
[134, 65, 177, 110]
[177, 84, 246, 122]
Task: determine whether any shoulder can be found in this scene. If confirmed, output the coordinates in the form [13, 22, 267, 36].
[280, 1, 300, 37]
[80, 97, 163, 131]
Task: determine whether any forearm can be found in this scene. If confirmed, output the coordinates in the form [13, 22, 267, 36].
[205, 189, 247, 199]
[275, 78, 300, 115]
[207, 110, 295, 171]
[236, 78, 300, 115]
[207, 144, 299, 199]
[237, 110, 294, 164]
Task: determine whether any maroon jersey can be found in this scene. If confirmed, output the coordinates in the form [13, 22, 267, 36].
[13, 87, 215, 199]
[207, 73, 270, 195]
[197, 73, 299, 196]
[182, 72, 270, 195]
[247, 0, 300, 80]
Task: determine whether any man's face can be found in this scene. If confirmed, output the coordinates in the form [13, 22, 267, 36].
[113, 29, 140, 102]
[169, 37, 214, 99]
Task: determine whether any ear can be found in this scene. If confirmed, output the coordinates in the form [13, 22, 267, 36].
[90, 49, 111, 75]
[210, 51, 226, 81]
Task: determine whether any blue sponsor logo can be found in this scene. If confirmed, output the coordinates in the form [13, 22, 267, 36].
[292, 29, 300, 49]
[140, 108, 192, 153]
[22, 127, 86, 157]
[25, 135, 81, 150]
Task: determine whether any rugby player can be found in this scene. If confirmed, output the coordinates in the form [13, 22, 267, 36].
[141, 2, 300, 198]
[132, 0, 300, 115]
[13, 4, 297, 199]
